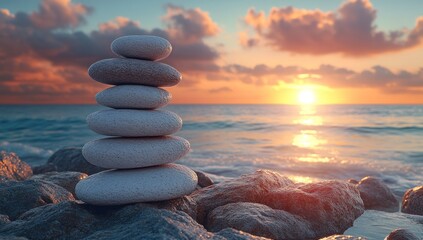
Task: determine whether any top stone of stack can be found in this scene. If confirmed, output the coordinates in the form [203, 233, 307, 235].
[88, 35, 181, 87]
[111, 35, 172, 61]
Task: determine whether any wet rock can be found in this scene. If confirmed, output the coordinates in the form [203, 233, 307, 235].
[0, 201, 264, 240]
[356, 176, 398, 212]
[150, 195, 197, 220]
[212, 228, 270, 240]
[385, 228, 420, 240]
[402, 186, 423, 216]
[191, 170, 364, 239]
[207, 202, 314, 240]
[191, 169, 294, 224]
[0, 215, 10, 226]
[319, 235, 367, 240]
[262, 181, 364, 238]
[0, 180, 74, 219]
[195, 170, 214, 188]
[34, 147, 105, 175]
[0, 151, 32, 182]
[30, 171, 87, 196]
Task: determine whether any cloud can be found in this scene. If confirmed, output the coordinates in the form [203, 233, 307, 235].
[0, 1, 221, 103]
[242, 0, 423, 56]
[208, 87, 232, 93]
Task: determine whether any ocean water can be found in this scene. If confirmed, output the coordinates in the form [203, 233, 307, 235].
[1, 104, 423, 238]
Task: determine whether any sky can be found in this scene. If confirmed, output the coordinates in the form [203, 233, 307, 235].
[1, 0, 423, 104]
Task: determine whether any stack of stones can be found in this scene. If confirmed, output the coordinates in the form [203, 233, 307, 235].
[75, 35, 198, 205]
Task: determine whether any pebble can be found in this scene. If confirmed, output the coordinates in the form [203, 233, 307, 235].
[87, 109, 182, 137]
[88, 58, 181, 87]
[75, 163, 198, 205]
[111, 35, 172, 61]
[96, 85, 171, 109]
[82, 136, 190, 169]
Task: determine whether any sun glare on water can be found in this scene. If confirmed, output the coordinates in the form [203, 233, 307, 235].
[298, 88, 316, 105]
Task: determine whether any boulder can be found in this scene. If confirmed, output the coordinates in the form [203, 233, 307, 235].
[0, 151, 32, 182]
[30, 171, 87, 196]
[262, 181, 365, 238]
[402, 186, 423, 216]
[34, 147, 105, 175]
[207, 202, 314, 240]
[385, 228, 420, 240]
[191, 170, 364, 239]
[356, 177, 398, 211]
[191, 169, 294, 223]
[0, 201, 265, 240]
[0, 180, 74, 219]
[319, 235, 367, 240]
[195, 170, 214, 188]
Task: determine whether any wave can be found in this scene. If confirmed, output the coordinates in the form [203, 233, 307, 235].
[0, 141, 53, 165]
[345, 126, 423, 135]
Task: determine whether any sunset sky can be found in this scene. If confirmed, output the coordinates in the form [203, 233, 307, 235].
[2, 0, 423, 104]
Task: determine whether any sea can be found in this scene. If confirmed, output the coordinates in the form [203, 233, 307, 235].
[1, 104, 423, 238]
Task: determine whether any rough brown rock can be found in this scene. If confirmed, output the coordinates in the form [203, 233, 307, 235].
[356, 176, 398, 212]
[402, 186, 423, 216]
[0, 152, 32, 182]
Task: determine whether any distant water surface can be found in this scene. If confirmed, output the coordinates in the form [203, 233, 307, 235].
[1, 104, 423, 239]
[1, 104, 422, 194]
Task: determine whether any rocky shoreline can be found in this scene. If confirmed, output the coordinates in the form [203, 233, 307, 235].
[0, 149, 422, 240]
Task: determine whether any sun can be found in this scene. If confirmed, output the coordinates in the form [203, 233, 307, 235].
[298, 88, 316, 104]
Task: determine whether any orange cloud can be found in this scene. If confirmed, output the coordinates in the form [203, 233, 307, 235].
[243, 0, 423, 56]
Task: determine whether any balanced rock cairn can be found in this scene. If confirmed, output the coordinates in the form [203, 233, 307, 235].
[75, 35, 198, 205]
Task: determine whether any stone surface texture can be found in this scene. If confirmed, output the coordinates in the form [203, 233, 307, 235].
[34, 147, 105, 175]
[385, 228, 420, 240]
[0, 151, 32, 182]
[0, 180, 74, 220]
[111, 35, 172, 61]
[88, 58, 181, 86]
[356, 176, 399, 212]
[402, 186, 423, 216]
[82, 136, 190, 169]
[30, 171, 87, 196]
[75, 164, 198, 205]
[96, 85, 171, 109]
[87, 109, 182, 137]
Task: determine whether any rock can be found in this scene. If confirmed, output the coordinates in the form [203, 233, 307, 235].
[87, 109, 182, 137]
[76, 164, 198, 205]
[0, 214, 10, 225]
[195, 170, 214, 188]
[207, 202, 314, 240]
[88, 58, 181, 87]
[0, 201, 265, 240]
[385, 228, 420, 240]
[82, 136, 190, 169]
[213, 228, 270, 240]
[348, 179, 359, 184]
[261, 181, 365, 238]
[0, 180, 74, 219]
[402, 186, 423, 216]
[34, 147, 105, 175]
[150, 196, 198, 220]
[320, 235, 367, 240]
[111, 35, 172, 61]
[30, 171, 87, 196]
[0, 151, 32, 182]
[191, 170, 294, 224]
[356, 176, 398, 211]
[96, 85, 171, 109]
[191, 171, 364, 239]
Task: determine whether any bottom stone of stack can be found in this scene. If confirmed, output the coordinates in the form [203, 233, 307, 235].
[75, 163, 198, 205]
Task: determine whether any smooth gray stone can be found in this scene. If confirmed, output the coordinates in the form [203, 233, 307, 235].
[96, 85, 171, 109]
[82, 136, 190, 169]
[87, 109, 182, 137]
[88, 58, 181, 87]
[75, 164, 198, 205]
[111, 35, 172, 61]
